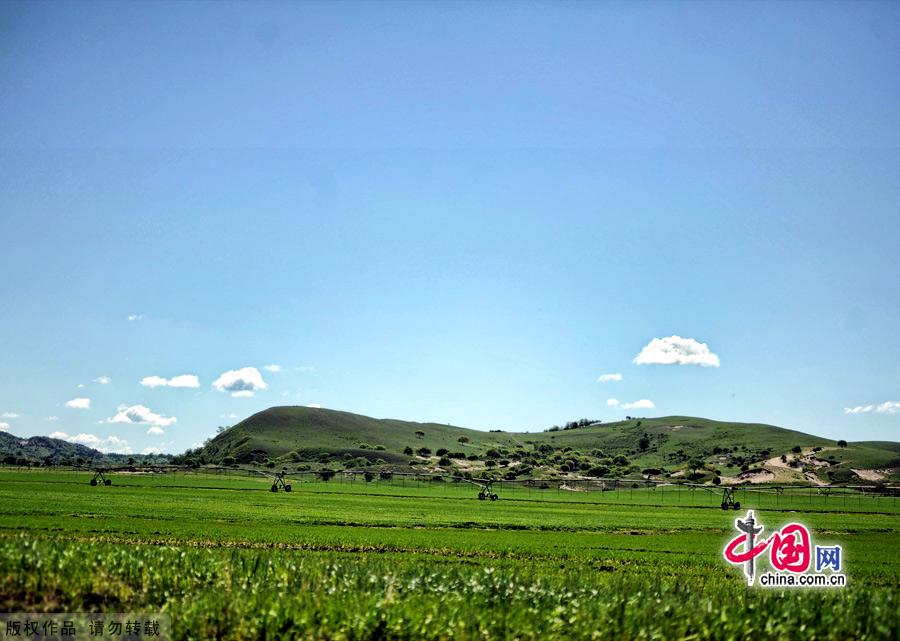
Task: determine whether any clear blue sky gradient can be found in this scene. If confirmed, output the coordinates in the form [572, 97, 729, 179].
[1, 1, 898, 453]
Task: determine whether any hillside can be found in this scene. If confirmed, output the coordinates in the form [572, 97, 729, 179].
[0, 431, 170, 466]
[185, 407, 900, 485]
[0, 431, 108, 465]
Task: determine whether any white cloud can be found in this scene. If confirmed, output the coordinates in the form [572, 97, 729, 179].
[295, 365, 316, 373]
[65, 398, 91, 410]
[212, 367, 267, 397]
[146, 426, 165, 435]
[77, 383, 85, 389]
[264, 364, 282, 373]
[877, 401, 900, 415]
[1, 412, 19, 418]
[607, 398, 655, 410]
[597, 373, 623, 383]
[141, 374, 200, 389]
[93, 376, 111, 385]
[48, 431, 132, 454]
[220, 413, 238, 420]
[141, 447, 163, 455]
[306, 403, 321, 409]
[843, 405, 874, 415]
[633, 336, 720, 367]
[127, 314, 144, 321]
[0, 422, 9, 431]
[106, 404, 176, 428]
[47, 416, 59, 421]
[843, 401, 900, 415]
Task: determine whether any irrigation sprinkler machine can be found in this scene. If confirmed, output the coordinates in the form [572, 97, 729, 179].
[89, 468, 113, 487]
[462, 477, 498, 501]
[270, 470, 292, 493]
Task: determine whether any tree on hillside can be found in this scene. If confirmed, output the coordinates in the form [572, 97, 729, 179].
[837, 440, 847, 448]
[687, 458, 705, 475]
[457, 436, 469, 443]
[403, 446, 413, 456]
[415, 431, 425, 438]
[638, 435, 651, 451]
[791, 446, 802, 454]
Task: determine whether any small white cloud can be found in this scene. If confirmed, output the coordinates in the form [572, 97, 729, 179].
[0, 422, 9, 431]
[219, 413, 238, 420]
[843, 405, 874, 415]
[877, 401, 900, 415]
[47, 416, 59, 421]
[597, 373, 623, 383]
[106, 404, 176, 428]
[65, 398, 91, 410]
[93, 376, 111, 385]
[607, 398, 655, 410]
[77, 383, 85, 389]
[295, 365, 316, 373]
[634, 336, 720, 367]
[127, 314, 144, 321]
[212, 367, 267, 397]
[48, 431, 132, 454]
[146, 426, 165, 435]
[141, 447, 163, 455]
[844, 402, 900, 415]
[1, 412, 19, 418]
[141, 374, 200, 389]
[306, 403, 321, 409]
[264, 364, 282, 373]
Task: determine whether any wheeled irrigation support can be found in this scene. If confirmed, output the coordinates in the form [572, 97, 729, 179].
[720, 486, 741, 510]
[270, 471, 292, 493]
[89, 470, 112, 486]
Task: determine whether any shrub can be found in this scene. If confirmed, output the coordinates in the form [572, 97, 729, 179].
[416, 447, 431, 457]
[403, 446, 413, 456]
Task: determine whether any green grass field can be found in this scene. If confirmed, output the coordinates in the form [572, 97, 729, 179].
[1, 469, 898, 640]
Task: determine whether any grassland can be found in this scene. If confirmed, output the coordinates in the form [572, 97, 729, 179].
[1, 469, 898, 640]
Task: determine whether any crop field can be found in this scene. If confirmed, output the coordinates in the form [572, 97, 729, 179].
[1, 469, 898, 640]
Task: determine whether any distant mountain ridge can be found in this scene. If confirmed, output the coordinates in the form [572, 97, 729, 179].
[0, 431, 169, 465]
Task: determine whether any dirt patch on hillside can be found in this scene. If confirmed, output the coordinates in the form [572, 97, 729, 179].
[719, 468, 776, 485]
[852, 468, 885, 482]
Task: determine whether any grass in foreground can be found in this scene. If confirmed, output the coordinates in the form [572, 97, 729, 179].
[1, 470, 897, 640]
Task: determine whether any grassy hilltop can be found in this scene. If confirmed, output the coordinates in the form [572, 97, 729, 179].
[186, 406, 900, 485]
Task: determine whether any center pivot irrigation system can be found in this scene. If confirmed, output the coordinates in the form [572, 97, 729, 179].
[89, 468, 112, 487]
[269, 470, 292, 493]
[463, 477, 498, 501]
[64, 464, 899, 507]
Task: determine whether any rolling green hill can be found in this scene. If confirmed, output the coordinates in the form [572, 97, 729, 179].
[185, 406, 900, 485]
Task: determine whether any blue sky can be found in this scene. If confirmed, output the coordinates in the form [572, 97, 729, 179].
[1, 1, 898, 454]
